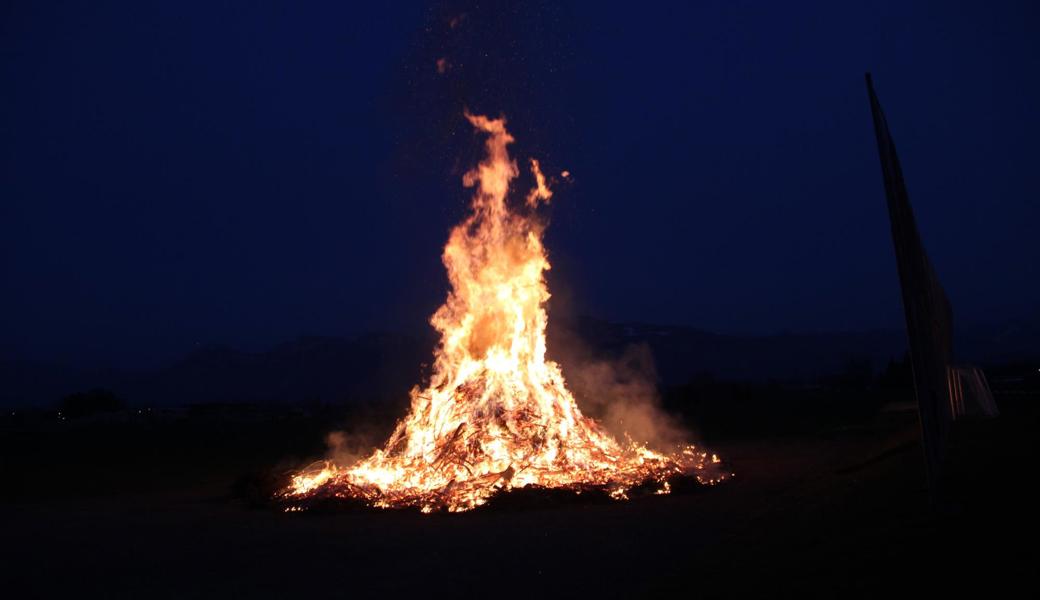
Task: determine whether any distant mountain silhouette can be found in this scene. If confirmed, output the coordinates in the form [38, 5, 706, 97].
[1, 333, 432, 409]
[547, 317, 907, 383]
[2, 317, 1036, 408]
[0, 360, 105, 409]
[122, 333, 434, 407]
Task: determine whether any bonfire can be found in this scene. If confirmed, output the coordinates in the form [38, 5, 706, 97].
[282, 113, 728, 513]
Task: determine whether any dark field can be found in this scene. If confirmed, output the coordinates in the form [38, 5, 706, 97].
[1, 394, 1035, 598]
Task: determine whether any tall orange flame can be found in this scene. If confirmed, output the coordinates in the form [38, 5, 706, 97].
[285, 113, 726, 512]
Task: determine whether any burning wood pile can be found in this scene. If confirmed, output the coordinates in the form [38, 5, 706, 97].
[280, 113, 729, 513]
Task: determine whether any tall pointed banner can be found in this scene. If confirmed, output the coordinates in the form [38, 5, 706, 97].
[865, 73, 954, 494]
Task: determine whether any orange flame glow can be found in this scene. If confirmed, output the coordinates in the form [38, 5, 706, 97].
[283, 113, 726, 512]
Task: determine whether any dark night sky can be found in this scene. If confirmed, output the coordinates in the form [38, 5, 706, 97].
[2, 1, 1037, 368]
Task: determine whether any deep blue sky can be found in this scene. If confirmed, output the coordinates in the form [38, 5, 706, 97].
[2, 1, 1037, 368]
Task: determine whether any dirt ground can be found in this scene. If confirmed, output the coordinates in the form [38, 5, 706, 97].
[1, 400, 1034, 598]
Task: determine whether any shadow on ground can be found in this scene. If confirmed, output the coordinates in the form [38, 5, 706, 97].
[0, 393, 1034, 597]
